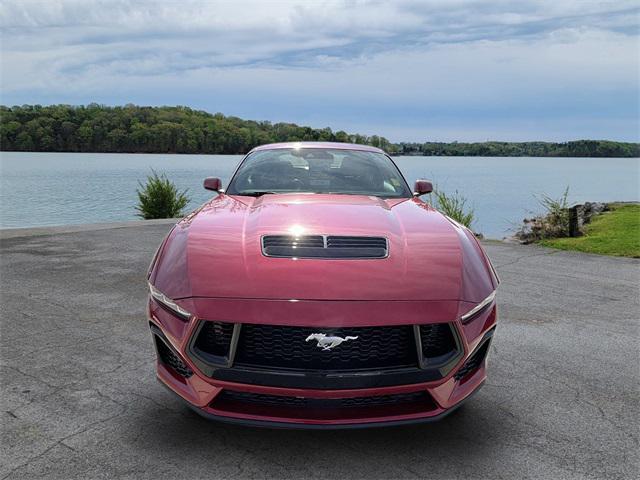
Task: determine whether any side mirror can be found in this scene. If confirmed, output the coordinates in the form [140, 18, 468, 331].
[413, 179, 433, 196]
[203, 177, 222, 192]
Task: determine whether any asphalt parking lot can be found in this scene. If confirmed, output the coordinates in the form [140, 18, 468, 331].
[1, 221, 638, 479]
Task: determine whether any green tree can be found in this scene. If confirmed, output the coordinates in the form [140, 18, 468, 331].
[136, 170, 191, 219]
[0, 104, 638, 157]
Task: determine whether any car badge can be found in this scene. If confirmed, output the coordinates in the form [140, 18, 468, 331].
[305, 333, 358, 351]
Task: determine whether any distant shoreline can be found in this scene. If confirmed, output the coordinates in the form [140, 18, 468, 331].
[1, 150, 639, 159]
[2, 104, 639, 158]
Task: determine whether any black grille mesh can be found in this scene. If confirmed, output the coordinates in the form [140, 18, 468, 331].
[454, 340, 490, 381]
[194, 321, 234, 357]
[155, 336, 193, 378]
[339, 392, 429, 408]
[234, 324, 417, 371]
[216, 391, 307, 408]
[213, 390, 432, 410]
[191, 321, 460, 375]
[419, 324, 457, 359]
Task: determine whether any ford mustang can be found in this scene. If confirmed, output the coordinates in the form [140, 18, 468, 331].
[147, 142, 499, 428]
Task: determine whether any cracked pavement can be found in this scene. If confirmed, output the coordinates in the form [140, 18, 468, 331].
[1, 222, 638, 479]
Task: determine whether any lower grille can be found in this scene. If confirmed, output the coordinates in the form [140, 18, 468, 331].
[155, 336, 193, 378]
[340, 392, 429, 408]
[213, 390, 434, 411]
[454, 339, 491, 381]
[234, 324, 418, 371]
[215, 391, 307, 408]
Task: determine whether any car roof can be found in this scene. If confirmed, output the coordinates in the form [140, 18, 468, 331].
[248, 142, 385, 154]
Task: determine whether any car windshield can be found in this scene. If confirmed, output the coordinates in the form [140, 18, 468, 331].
[226, 148, 412, 198]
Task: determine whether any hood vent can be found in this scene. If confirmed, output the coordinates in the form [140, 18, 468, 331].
[262, 235, 388, 259]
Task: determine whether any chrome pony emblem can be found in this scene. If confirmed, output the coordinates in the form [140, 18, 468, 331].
[305, 333, 358, 351]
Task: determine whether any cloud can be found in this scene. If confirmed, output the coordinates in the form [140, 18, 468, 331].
[1, 0, 638, 141]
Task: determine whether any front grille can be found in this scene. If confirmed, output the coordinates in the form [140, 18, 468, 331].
[419, 324, 457, 359]
[155, 336, 193, 378]
[193, 321, 234, 357]
[234, 324, 418, 371]
[261, 235, 388, 259]
[213, 390, 433, 410]
[454, 339, 491, 381]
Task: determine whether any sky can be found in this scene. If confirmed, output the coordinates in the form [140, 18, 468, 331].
[1, 0, 639, 142]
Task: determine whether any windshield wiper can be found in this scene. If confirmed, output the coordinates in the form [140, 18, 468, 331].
[239, 191, 278, 197]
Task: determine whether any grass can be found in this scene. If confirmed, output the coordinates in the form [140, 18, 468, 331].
[539, 203, 640, 258]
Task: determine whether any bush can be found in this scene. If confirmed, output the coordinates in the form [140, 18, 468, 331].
[430, 188, 475, 229]
[514, 186, 571, 242]
[136, 170, 191, 219]
[535, 186, 570, 237]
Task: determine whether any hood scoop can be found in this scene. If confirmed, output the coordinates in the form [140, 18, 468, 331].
[261, 235, 388, 259]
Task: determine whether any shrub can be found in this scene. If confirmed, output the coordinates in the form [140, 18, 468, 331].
[514, 186, 571, 242]
[535, 186, 570, 237]
[430, 188, 475, 229]
[136, 170, 191, 219]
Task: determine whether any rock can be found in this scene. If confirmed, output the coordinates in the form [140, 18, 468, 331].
[512, 201, 611, 242]
[568, 202, 608, 237]
[577, 202, 608, 225]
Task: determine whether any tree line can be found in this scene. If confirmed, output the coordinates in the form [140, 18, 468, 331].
[1, 104, 638, 157]
[396, 140, 639, 158]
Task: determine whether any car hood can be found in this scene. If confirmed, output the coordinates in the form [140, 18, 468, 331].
[151, 194, 497, 303]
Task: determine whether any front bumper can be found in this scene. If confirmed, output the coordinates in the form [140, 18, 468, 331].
[161, 377, 485, 429]
[149, 298, 496, 429]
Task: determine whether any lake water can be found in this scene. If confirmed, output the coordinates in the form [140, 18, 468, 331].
[1, 152, 638, 238]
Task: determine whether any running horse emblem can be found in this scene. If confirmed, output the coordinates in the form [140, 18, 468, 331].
[305, 333, 359, 351]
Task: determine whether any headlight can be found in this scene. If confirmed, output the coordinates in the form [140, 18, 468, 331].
[148, 283, 192, 320]
[461, 291, 496, 324]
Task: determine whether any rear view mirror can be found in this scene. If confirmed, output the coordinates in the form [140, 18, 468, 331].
[413, 179, 433, 196]
[203, 177, 222, 192]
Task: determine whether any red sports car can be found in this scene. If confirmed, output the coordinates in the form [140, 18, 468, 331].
[147, 142, 499, 428]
